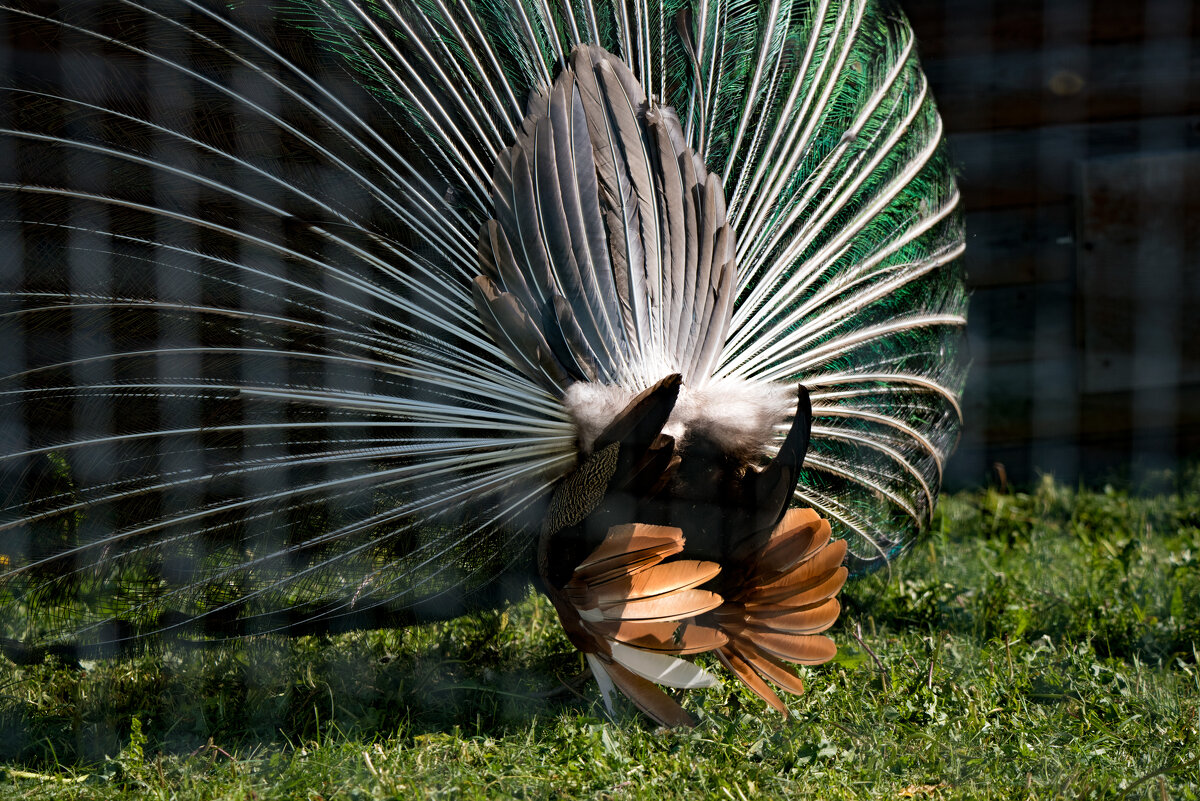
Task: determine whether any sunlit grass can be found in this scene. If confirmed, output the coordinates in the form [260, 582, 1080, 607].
[1, 475, 1197, 799]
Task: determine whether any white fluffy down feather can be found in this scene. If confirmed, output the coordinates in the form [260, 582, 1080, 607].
[565, 378, 796, 460]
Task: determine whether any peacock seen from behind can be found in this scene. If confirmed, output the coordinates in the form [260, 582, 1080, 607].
[0, 0, 966, 725]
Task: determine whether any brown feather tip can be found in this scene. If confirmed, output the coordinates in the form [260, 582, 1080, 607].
[548, 511, 844, 723]
[598, 658, 697, 728]
[710, 508, 846, 708]
[553, 524, 724, 720]
[571, 525, 723, 631]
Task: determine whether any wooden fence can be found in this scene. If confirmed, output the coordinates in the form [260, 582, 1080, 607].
[905, 0, 1200, 487]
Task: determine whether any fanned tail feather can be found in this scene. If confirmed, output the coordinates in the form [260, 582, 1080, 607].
[1, 0, 964, 723]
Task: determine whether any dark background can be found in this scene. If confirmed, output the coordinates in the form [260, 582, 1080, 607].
[901, 0, 1200, 489]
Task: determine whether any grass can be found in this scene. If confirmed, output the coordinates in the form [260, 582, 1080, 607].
[0, 475, 1197, 799]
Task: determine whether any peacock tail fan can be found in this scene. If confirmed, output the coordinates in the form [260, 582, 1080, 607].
[0, 0, 965, 665]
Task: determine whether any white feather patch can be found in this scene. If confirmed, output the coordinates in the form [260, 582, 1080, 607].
[565, 378, 795, 460]
[564, 383, 636, 453]
[609, 641, 720, 689]
[586, 653, 619, 715]
[578, 606, 605, 622]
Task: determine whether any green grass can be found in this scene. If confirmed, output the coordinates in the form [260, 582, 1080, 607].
[0, 475, 1197, 799]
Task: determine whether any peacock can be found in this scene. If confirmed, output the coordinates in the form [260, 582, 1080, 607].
[0, 0, 966, 726]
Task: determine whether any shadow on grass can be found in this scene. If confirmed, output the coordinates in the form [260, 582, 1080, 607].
[0, 605, 595, 769]
[842, 475, 1200, 668]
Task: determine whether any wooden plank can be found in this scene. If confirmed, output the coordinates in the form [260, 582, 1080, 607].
[962, 204, 1075, 288]
[949, 377, 1200, 486]
[965, 282, 1076, 366]
[1078, 150, 1200, 393]
[906, 0, 1199, 59]
[923, 41, 1200, 133]
[959, 359, 1079, 439]
[1078, 387, 1200, 437]
[949, 115, 1200, 211]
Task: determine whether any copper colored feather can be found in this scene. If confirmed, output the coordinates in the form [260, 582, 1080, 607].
[543, 522, 725, 726]
[715, 647, 787, 715]
[700, 509, 847, 713]
[590, 620, 728, 654]
[600, 659, 697, 728]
